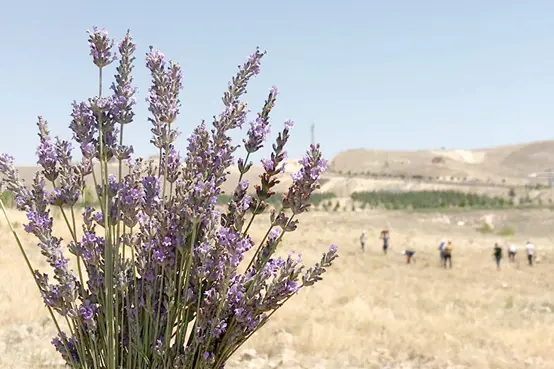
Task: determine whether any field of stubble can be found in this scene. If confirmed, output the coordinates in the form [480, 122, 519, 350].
[1, 207, 554, 369]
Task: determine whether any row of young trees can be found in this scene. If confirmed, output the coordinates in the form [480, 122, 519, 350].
[350, 190, 513, 210]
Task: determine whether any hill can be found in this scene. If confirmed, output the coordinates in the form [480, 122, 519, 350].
[329, 140, 554, 186]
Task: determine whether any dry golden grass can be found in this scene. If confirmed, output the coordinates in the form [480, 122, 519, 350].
[1, 207, 554, 368]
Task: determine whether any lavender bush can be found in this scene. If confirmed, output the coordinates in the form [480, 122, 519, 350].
[0, 27, 338, 369]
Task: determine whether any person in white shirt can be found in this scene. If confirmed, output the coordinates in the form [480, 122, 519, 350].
[525, 241, 536, 266]
[438, 240, 446, 265]
[508, 244, 517, 262]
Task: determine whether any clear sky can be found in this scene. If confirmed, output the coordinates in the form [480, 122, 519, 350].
[1, 0, 554, 165]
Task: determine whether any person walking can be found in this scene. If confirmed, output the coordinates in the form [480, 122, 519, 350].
[443, 241, 453, 269]
[526, 241, 536, 266]
[438, 239, 446, 265]
[360, 231, 366, 252]
[493, 243, 503, 271]
[380, 230, 390, 255]
[508, 243, 517, 262]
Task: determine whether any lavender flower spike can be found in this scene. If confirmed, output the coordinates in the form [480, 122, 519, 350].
[146, 46, 183, 126]
[283, 143, 328, 214]
[111, 29, 137, 126]
[87, 26, 117, 68]
[243, 86, 279, 153]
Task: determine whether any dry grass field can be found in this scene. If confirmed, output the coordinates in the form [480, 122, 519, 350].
[1, 205, 554, 369]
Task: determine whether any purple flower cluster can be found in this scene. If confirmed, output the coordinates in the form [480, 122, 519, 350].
[283, 143, 328, 214]
[87, 26, 117, 68]
[243, 86, 278, 154]
[111, 30, 137, 127]
[146, 46, 183, 149]
[0, 26, 338, 369]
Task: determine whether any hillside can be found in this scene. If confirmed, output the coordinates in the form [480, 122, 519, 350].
[329, 140, 554, 185]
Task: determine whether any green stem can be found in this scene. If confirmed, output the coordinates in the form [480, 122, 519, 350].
[243, 207, 287, 273]
[97, 66, 116, 369]
[70, 206, 86, 295]
[237, 153, 250, 184]
[177, 223, 199, 349]
[0, 199, 79, 369]
[241, 200, 265, 237]
[91, 167, 104, 213]
[152, 266, 165, 352]
[161, 142, 170, 204]
[116, 125, 124, 254]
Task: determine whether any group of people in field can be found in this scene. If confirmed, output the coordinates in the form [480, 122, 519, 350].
[359, 230, 538, 270]
[492, 241, 536, 270]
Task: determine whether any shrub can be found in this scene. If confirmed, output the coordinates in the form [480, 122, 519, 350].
[497, 226, 516, 237]
[309, 192, 336, 206]
[351, 190, 510, 210]
[0, 190, 14, 208]
[0, 27, 338, 369]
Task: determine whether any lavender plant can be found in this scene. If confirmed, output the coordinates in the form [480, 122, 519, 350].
[0, 26, 338, 369]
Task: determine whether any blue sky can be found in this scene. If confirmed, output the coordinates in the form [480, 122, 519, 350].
[1, 0, 554, 165]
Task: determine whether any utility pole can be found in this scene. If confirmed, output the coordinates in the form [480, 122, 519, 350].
[311, 122, 315, 146]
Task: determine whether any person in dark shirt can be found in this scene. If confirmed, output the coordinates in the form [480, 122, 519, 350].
[493, 243, 503, 271]
[360, 231, 366, 252]
[380, 230, 390, 255]
[443, 241, 453, 269]
[402, 249, 416, 264]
